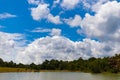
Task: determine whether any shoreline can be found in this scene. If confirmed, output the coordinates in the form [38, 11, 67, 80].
[0, 67, 34, 73]
[0, 67, 81, 73]
[0, 67, 119, 74]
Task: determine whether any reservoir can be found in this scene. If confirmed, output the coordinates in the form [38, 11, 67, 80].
[0, 72, 119, 80]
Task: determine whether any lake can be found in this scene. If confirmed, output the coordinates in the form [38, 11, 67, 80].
[0, 72, 119, 80]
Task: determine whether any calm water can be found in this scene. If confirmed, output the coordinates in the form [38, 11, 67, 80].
[0, 72, 119, 80]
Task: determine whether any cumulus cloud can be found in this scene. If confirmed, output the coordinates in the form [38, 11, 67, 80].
[81, 1, 120, 42]
[15, 36, 92, 64]
[91, 0, 108, 12]
[0, 31, 119, 64]
[16, 35, 118, 64]
[81, 0, 110, 10]
[47, 14, 62, 24]
[31, 3, 62, 24]
[61, 0, 80, 9]
[60, 0, 109, 10]
[31, 3, 50, 20]
[0, 32, 25, 62]
[15, 1, 120, 64]
[0, 13, 16, 19]
[1, 0, 120, 64]
[64, 15, 82, 27]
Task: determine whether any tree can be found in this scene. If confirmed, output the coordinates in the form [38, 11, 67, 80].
[0, 58, 4, 66]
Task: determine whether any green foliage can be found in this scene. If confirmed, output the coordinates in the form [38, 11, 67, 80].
[0, 54, 120, 73]
[109, 54, 120, 73]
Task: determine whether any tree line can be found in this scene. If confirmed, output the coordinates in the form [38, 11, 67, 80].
[0, 54, 120, 73]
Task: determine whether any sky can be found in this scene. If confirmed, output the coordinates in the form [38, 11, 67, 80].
[0, 0, 120, 64]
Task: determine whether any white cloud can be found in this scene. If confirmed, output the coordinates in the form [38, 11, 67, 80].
[31, 3, 62, 24]
[81, 0, 109, 10]
[1, 0, 120, 64]
[75, 1, 120, 59]
[61, 0, 80, 9]
[47, 14, 62, 24]
[91, 0, 111, 12]
[16, 35, 118, 64]
[0, 13, 16, 19]
[53, 0, 60, 7]
[31, 3, 50, 20]
[31, 27, 51, 33]
[31, 28, 61, 36]
[64, 15, 82, 27]
[28, 0, 40, 5]
[54, 0, 60, 4]
[0, 31, 119, 64]
[0, 32, 25, 62]
[81, 1, 120, 42]
[50, 28, 61, 36]
[15, 36, 87, 64]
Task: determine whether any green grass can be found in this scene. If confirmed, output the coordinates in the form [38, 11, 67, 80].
[0, 67, 34, 73]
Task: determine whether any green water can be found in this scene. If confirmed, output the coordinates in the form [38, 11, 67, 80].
[0, 72, 119, 80]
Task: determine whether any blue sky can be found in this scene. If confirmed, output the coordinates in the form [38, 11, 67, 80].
[0, 0, 86, 41]
[0, 0, 120, 64]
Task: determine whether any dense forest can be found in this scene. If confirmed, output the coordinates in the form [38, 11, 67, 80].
[0, 54, 120, 73]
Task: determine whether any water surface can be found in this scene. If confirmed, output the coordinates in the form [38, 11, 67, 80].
[0, 72, 119, 80]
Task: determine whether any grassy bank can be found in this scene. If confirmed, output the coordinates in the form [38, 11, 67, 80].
[0, 67, 120, 74]
[0, 67, 35, 73]
[0, 67, 80, 73]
